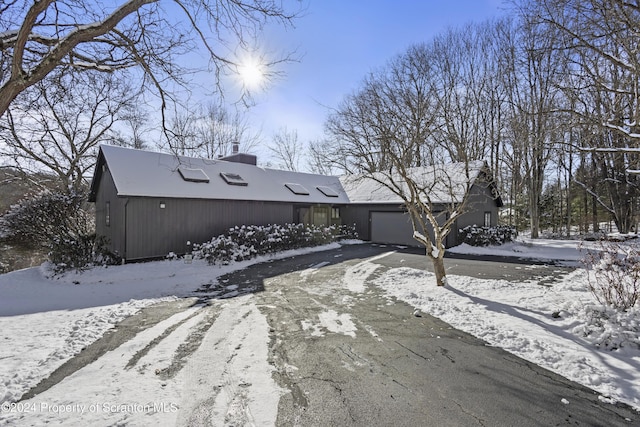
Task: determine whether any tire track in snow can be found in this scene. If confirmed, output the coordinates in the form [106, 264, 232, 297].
[177, 295, 283, 427]
[3, 304, 210, 426]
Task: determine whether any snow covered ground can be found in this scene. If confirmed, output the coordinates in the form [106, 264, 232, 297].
[0, 237, 639, 425]
[449, 236, 590, 264]
[0, 243, 342, 425]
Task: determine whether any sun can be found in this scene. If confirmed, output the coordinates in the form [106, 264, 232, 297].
[238, 56, 264, 90]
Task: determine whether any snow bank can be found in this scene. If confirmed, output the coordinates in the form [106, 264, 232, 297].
[448, 237, 592, 264]
[374, 265, 640, 409]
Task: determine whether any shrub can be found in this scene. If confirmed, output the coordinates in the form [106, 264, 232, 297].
[194, 235, 257, 265]
[576, 304, 640, 350]
[49, 234, 121, 273]
[458, 225, 518, 247]
[581, 241, 640, 311]
[0, 189, 93, 250]
[0, 188, 119, 273]
[193, 223, 358, 265]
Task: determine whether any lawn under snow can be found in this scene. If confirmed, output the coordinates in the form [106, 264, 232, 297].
[0, 237, 639, 423]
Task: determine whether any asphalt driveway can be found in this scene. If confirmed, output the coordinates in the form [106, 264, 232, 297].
[17, 243, 637, 426]
[232, 244, 636, 426]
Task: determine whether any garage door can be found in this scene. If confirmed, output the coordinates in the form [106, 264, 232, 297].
[370, 211, 423, 247]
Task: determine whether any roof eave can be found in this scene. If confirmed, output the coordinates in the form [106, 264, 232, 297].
[87, 147, 106, 202]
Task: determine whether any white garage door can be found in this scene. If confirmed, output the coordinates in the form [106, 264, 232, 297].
[370, 211, 423, 247]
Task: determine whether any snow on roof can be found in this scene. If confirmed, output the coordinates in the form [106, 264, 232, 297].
[91, 145, 349, 204]
[340, 161, 487, 204]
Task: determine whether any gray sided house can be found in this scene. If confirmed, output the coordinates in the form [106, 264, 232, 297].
[339, 161, 503, 248]
[88, 145, 349, 261]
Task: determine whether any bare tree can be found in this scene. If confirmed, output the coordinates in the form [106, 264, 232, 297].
[196, 101, 261, 158]
[523, 0, 640, 232]
[429, 21, 506, 164]
[501, 11, 566, 238]
[165, 108, 200, 156]
[164, 101, 261, 158]
[326, 44, 496, 286]
[115, 107, 151, 149]
[0, 69, 138, 189]
[268, 127, 302, 171]
[0, 0, 299, 118]
[307, 139, 340, 176]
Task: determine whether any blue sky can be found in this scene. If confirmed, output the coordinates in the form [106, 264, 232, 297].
[236, 0, 508, 155]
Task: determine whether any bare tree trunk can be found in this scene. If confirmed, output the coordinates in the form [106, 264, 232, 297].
[430, 255, 447, 286]
[529, 183, 541, 238]
[592, 193, 599, 232]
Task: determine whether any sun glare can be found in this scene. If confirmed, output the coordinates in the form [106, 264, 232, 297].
[238, 57, 264, 90]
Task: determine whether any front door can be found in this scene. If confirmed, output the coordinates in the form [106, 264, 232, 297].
[312, 206, 330, 227]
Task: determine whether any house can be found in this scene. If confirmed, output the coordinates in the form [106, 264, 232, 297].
[88, 145, 349, 261]
[339, 161, 503, 248]
[89, 145, 502, 261]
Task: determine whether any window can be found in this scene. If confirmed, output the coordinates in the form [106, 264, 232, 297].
[484, 211, 492, 227]
[105, 202, 110, 227]
[220, 172, 248, 186]
[285, 183, 310, 195]
[317, 186, 339, 198]
[331, 207, 340, 219]
[178, 166, 210, 183]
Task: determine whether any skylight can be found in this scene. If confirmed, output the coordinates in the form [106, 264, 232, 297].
[220, 172, 248, 186]
[284, 183, 310, 195]
[316, 186, 339, 197]
[178, 166, 210, 183]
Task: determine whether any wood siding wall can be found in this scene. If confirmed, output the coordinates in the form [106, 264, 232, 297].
[92, 167, 499, 259]
[455, 181, 500, 232]
[94, 168, 127, 257]
[341, 203, 404, 241]
[124, 198, 295, 260]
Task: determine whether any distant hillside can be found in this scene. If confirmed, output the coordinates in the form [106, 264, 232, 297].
[0, 169, 62, 273]
[0, 169, 32, 214]
[0, 169, 62, 214]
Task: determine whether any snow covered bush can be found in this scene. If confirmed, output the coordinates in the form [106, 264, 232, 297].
[458, 225, 517, 247]
[194, 235, 257, 265]
[193, 223, 357, 265]
[49, 235, 121, 273]
[0, 189, 93, 249]
[573, 304, 640, 350]
[0, 189, 119, 272]
[581, 241, 640, 311]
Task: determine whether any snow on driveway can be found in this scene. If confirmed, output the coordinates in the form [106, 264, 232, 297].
[0, 244, 341, 415]
[1, 238, 639, 423]
[1, 292, 281, 426]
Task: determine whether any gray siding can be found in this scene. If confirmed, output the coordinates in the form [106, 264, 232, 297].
[124, 198, 295, 260]
[454, 181, 500, 240]
[94, 168, 126, 257]
[91, 154, 501, 259]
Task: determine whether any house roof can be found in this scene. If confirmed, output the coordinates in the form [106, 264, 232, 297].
[340, 161, 502, 206]
[88, 145, 350, 204]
